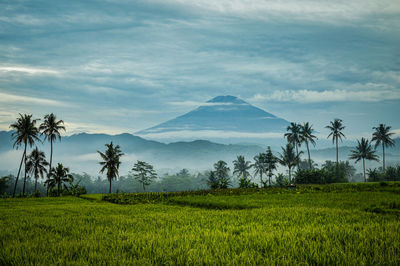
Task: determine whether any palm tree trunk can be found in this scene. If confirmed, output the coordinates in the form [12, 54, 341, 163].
[109, 179, 112, 194]
[13, 148, 26, 197]
[335, 136, 339, 166]
[22, 144, 28, 195]
[382, 144, 385, 172]
[58, 182, 61, 196]
[295, 144, 299, 170]
[306, 140, 311, 169]
[259, 172, 263, 187]
[143, 183, 146, 192]
[288, 167, 291, 183]
[47, 139, 53, 197]
[34, 177, 37, 191]
[363, 158, 366, 182]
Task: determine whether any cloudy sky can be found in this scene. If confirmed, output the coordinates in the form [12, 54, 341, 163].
[1, 0, 399, 140]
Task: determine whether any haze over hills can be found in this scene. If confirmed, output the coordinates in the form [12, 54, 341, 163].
[1, 130, 399, 177]
[136, 95, 290, 143]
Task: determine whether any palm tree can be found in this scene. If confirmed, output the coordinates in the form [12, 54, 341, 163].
[233, 155, 252, 182]
[26, 147, 48, 191]
[45, 163, 73, 196]
[214, 160, 230, 189]
[278, 143, 302, 183]
[253, 153, 266, 186]
[39, 113, 65, 194]
[372, 124, 395, 171]
[97, 142, 124, 193]
[10, 114, 41, 196]
[284, 122, 302, 167]
[300, 122, 318, 169]
[349, 138, 379, 182]
[264, 146, 277, 186]
[326, 119, 345, 168]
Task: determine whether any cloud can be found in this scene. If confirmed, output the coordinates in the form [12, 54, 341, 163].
[249, 89, 400, 103]
[0, 66, 60, 75]
[0, 92, 72, 107]
[138, 130, 283, 140]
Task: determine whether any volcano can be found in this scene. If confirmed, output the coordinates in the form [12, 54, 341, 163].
[136, 96, 290, 142]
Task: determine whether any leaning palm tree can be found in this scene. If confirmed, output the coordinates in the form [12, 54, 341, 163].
[253, 153, 266, 186]
[349, 138, 379, 182]
[326, 119, 345, 167]
[10, 114, 41, 197]
[39, 113, 65, 193]
[26, 147, 48, 191]
[97, 142, 124, 193]
[300, 122, 318, 170]
[284, 122, 302, 167]
[372, 124, 395, 171]
[233, 155, 252, 182]
[45, 163, 73, 196]
[278, 143, 302, 183]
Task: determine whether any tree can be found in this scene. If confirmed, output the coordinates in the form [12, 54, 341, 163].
[45, 163, 73, 196]
[326, 119, 345, 168]
[131, 161, 157, 191]
[349, 138, 379, 182]
[264, 147, 277, 186]
[39, 113, 65, 195]
[278, 143, 302, 183]
[253, 153, 266, 187]
[284, 123, 302, 166]
[26, 147, 48, 191]
[207, 171, 219, 189]
[10, 114, 41, 197]
[98, 142, 124, 194]
[233, 155, 252, 187]
[300, 122, 317, 169]
[214, 160, 230, 189]
[371, 124, 395, 171]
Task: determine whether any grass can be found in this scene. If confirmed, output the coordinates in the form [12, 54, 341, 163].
[1, 183, 400, 265]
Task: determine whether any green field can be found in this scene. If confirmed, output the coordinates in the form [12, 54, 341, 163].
[1, 183, 400, 265]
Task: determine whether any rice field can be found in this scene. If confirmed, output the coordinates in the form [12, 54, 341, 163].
[1, 183, 400, 265]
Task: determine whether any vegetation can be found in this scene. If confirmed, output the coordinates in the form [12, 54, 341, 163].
[278, 143, 302, 183]
[131, 160, 157, 191]
[349, 138, 379, 182]
[284, 122, 302, 165]
[97, 142, 124, 193]
[1, 183, 400, 264]
[326, 118, 346, 168]
[26, 147, 49, 192]
[299, 122, 317, 169]
[233, 155, 253, 188]
[45, 163, 74, 196]
[372, 124, 395, 171]
[10, 114, 41, 197]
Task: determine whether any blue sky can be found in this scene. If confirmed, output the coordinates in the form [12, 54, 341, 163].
[0, 0, 399, 140]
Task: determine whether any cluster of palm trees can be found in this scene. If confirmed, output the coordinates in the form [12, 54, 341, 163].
[10, 113, 71, 197]
[230, 119, 396, 186]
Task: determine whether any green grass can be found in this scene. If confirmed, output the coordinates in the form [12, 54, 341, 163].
[1, 183, 400, 265]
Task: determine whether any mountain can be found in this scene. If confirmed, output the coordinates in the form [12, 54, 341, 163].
[136, 95, 290, 143]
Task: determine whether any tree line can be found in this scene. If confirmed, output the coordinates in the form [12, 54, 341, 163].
[2, 114, 398, 196]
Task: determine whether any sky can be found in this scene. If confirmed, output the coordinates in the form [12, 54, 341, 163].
[1, 0, 400, 141]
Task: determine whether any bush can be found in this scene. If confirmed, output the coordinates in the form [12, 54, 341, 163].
[275, 173, 288, 187]
[31, 190, 41, 198]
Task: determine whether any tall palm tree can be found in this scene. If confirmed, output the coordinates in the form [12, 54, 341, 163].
[233, 155, 252, 181]
[371, 124, 395, 171]
[26, 147, 49, 191]
[300, 122, 318, 170]
[326, 119, 345, 168]
[284, 122, 302, 167]
[97, 142, 124, 193]
[349, 138, 379, 182]
[264, 146, 277, 186]
[278, 143, 302, 183]
[10, 114, 41, 196]
[39, 113, 65, 194]
[45, 163, 73, 196]
[253, 153, 266, 186]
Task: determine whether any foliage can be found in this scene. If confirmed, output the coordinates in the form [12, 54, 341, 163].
[349, 138, 379, 182]
[299, 122, 317, 169]
[278, 143, 302, 182]
[372, 124, 395, 171]
[274, 173, 288, 187]
[210, 160, 231, 189]
[233, 155, 252, 188]
[98, 142, 124, 193]
[45, 163, 74, 196]
[294, 169, 332, 184]
[131, 160, 157, 191]
[26, 147, 48, 190]
[0, 176, 9, 194]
